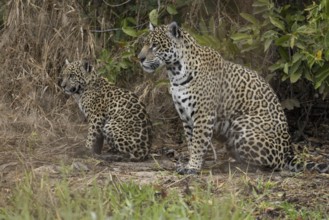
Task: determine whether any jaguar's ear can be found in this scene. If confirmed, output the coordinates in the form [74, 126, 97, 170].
[149, 22, 155, 31]
[168, 21, 181, 38]
[65, 59, 70, 65]
[81, 60, 93, 73]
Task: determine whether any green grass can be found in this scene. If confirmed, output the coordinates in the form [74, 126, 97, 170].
[1, 170, 328, 220]
[0, 171, 251, 220]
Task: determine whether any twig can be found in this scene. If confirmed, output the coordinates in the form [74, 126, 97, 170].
[90, 22, 148, 33]
[165, 175, 191, 188]
[295, 104, 312, 141]
[102, 0, 131, 7]
[90, 27, 121, 33]
[157, 0, 161, 12]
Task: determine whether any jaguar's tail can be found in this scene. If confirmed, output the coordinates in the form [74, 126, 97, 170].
[286, 155, 329, 173]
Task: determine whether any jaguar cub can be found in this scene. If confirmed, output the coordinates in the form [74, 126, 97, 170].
[138, 22, 329, 174]
[60, 60, 151, 161]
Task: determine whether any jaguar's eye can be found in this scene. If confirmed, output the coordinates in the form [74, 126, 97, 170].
[150, 43, 157, 51]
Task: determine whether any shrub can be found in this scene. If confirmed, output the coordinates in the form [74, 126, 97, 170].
[231, 0, 329, 96]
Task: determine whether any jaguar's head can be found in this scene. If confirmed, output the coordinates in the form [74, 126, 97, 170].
[138, 22, 183, 73]
[60, 59, 93, 95]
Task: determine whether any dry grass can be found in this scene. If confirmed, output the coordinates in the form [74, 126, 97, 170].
[0, 0, 179, 186]
[0, 5, 99, 214]
[0, 0, 97, 186]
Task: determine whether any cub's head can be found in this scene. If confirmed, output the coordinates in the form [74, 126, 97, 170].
[60, 59, 93, 95]
[138, 22, 183, 73]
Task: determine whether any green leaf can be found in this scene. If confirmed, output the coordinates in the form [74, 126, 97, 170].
[306, 54, 316, 68]
[325, 31, 329, 48]
[294, 41, 306, 50]
[264, 39, 272, 52]
[281, 74, 289, 81]
[318, 83, 328, 96]
[289, 60, 301, 76]
[325, 49, 329, 60]
[315, 81, 323, 89]
[239, 25, 254, 32]
[269, 16, 285, 31]
[240, 13, 260, 25]
[296, 25, 317, 34]
[289, 70, 302, 83]
[118, 60, 129, 69]
[283, 62, 289, 74]
[209, 16, 215, 35]
[292, 52, 303, 63]
[281, 98, 300, 110]
[122, 26, 138, 37]
[125, 17, 137, 25]
[247, 38, 253, 45]
[199, 19, 208, 34]
[323, 0, 329, 17]
[253, 6, 269, 15]
[275, 35, 290, 46]
[315, 64, 329, 89]
[241, 44, 259, 53]
[262, 30, 278, 39]
[252, 0, 270, 7]
[291, 22, 299, 32]
[149, 9, 158, 25]
[121, 51, 134, 59]
[305, 71, 313, 81]
[268, 62, 283, 72]
[278, 47, 289, 61]
[289, 35, 296, 48]
[230, 33, 252, 41]
[166, 5, 178, 15]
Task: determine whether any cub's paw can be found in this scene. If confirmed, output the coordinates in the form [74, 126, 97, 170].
[176, 166, 198, 175]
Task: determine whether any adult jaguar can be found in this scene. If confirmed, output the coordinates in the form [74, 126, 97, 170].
[60, 60, 152, 161]
[138, 22, 329, 174]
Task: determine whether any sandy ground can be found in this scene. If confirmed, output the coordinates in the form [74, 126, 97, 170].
[1, 130, 329, 217]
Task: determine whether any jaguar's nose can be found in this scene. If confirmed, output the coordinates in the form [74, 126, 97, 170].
[139, 57, 145, 63]
[138, 53, 146, 63]
[69, 87, 77, 93]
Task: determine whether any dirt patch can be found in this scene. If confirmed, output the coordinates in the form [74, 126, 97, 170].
[1, 133, 329, 216]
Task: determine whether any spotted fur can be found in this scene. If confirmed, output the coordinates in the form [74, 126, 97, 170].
[60, 60, 151, 161]
[138, 22, 329, 174]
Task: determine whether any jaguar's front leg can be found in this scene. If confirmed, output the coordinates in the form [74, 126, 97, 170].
[86, 117, 104, 155]
[177, 116, 215, 175]
[182, 120, 193, 152]
[175, 120, 193, 167]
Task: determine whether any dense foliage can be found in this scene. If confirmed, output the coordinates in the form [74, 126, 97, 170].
[232, 0, 329, 95]
[77, 0, 329, 98]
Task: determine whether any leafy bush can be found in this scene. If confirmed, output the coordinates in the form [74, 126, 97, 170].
[231, 0, 329, 96]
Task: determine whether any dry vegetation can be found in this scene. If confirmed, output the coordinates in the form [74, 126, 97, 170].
[0, 0, 179, 202]
[0, 0, 96, 203]
[0, 1, 81, 154]
[0, 0, 329, 219]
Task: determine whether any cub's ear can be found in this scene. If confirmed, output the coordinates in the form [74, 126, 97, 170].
[65, 59, 70, 65]
[81, 60, 93, 73]
[149, 22, 155, 31]
[168, 22, 181, 38]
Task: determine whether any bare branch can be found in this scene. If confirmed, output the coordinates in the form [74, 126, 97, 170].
[90, 22, 148, 33]
[102, 0, 131, 7]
